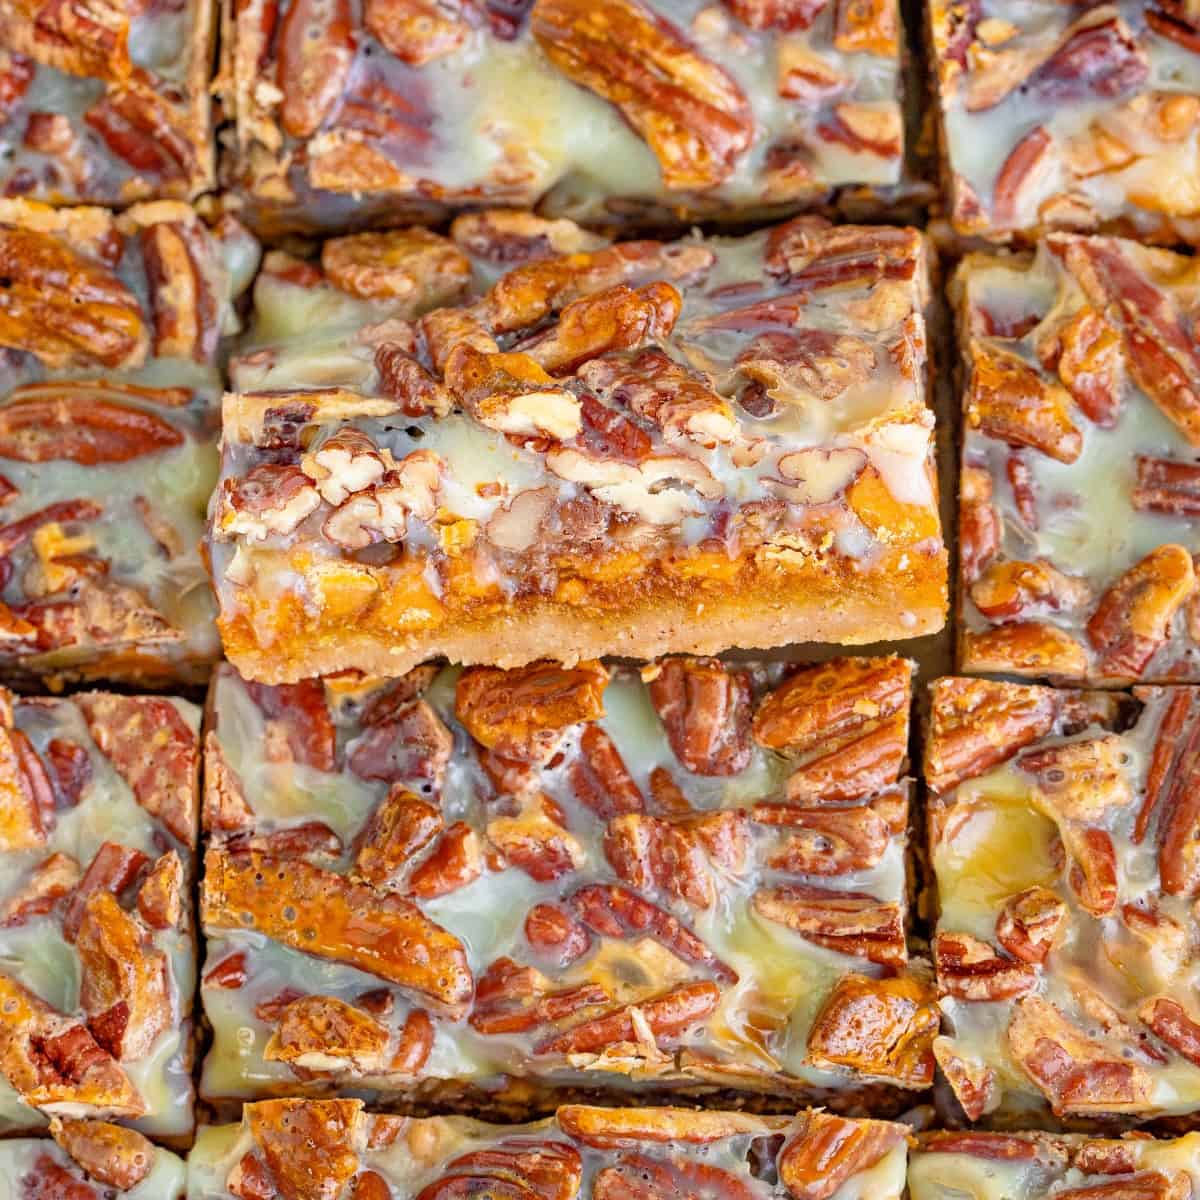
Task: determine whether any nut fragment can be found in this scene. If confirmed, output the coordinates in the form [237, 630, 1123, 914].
[935, 931, 1038, 1001]
[322, 230, 470, 313]
[752, 885, 906, 969]
[445, 345, 582, 440]
[363, 0, 470, 65]
[647, 657, 752, 777]
[778, 1112, 905, 1200]
[996, 886, 1067, 964]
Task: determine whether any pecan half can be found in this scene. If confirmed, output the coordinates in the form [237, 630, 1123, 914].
[1138, 995, 1200, 1069]
[469, 956, 608, 1037]
[752, 885, 905, 969]
[487, 793, 584, 882]
[992, 126, 1054, 230]
[446, 346, 581, 440]
[935, 931, 1038, 1001]
[414, 1137, 582, 1200]
[1086, 545, 1196, 679]
[524, 903, 590, 964]
[531, 0, 752, 190]
[1133, 456, 1200, 517]
[807, 973, 937, 1086]
[456, 661, 607, 763]
[1157, 698, 1200, 897]
[1040, 305, 1124, 427]
[962, 621, 1090, 680]
[926, 678, 1060, 793]
[758, 795, 900, 875]
[346, 700, 452, 789]
[0, 389, 180, 465]
[140, 220, 218, 362]
[352, 788, 443, 890]
[646, 657, 752, 776]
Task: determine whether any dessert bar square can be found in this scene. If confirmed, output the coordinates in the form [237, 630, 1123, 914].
[955, 234, 1200, 686]
[0, 198, 258, 687]
[199, 655, 934, 1111]
[910, 1130, 1200, 1200]
[926, 676, 1200, 1123]
[209, 214, 945, 683]
[0, 689, 200, 1141]
[219, 0, 908, 235]
[188, 1100, 909, 1199]
[0, 1123, 185, 1197]
[0, 0, 214, 203]
[928, 1, 1200, 244]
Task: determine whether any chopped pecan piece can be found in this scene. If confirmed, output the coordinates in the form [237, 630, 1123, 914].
[992, 126, 1054, 230]
[996, 886, 1067, 964]
[591, 1153, 757, 1200]
[1056, 1172, 1193, 1200]
[264, 995, 391, 1075]
[140, 220, 218, 362]
[322, 230, 470, 313]
[2, 852, 79, 926]
[723, 0, 827, 30]
[0, 226, 147, 370]
[0, 724, 49, 852]
[933, 1038, 1000, 1121]
[245, 1098, 363, 1200]
[445, 346, 582, 440]
[202, 849, 473, 1016]
[807, 973, 937, 1086]
[647, 657, 752, 776]
[353, 788, 443, 889]
[1134, 456, 1200, 517]
[970, 560, 1091, 621]
[135, 850, 183, 930]
[76, 891, 169, 1061]
[531, 0, 753, 190]
[1086, 545, 1196, 679]
[75, 694, 197, 845]
[470, 956, 609, 1037]
[1138, 995, 1200, 1068]
[1018, 734, 1133, 820]
[1154, 698, 1200, 896]
[243, 680, 336, 773]
[568, 724, 645, 819]
[759, 797, 897, 875]
[277, 0, 356, 138]
[456, 661, 607, 764]
[963, 621, 1090, 679]
[450, 210, 607, 264]
[935, 931, 1038, 1001]
[518, 282, 682, 376]
[966, 342, 1081, 463]
[204, 733, 255, 834]
[48, 1118, 154, 1190]
[735, 328, 876, 408]
[833, 0, 896, 56]
[486, 793, 584, 882]
[1041, 305, 1124, 427]
[524, 903, 591, 964]
[778, 1112, 905, 1200]
[960, 465, 1001, 584]
[219, 464, 322, 541]
[753, 886, 905, 969]
[407, 822, 485, 898]
[373, 345, 452, 417]
[0, 972, 143, 1117]
[63, 843, 149, 943]
[558, 1104, 768, 1147]
[571, 882, 735, 981]
[347, 699, 452, 789]
[363, 0, 470, 64]
[577, 349, 736, 447]
[1008, 995, 1152, 1115]
[536, 980, 721, 1056]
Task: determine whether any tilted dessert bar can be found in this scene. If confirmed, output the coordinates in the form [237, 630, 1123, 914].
[199, 655, 934, 1111]
[209, 214, 946, 684]
[0, 197, 259, 687]
[187, 1100, 909, 1199]
[910, 1130, 1200, 1200]
[0, 0, 214, 204]
[926, 676, 1200, 1123]
[928, 1, 1200, 244]
[954, 233, 1200, 686]
[0, 688, 200, 1141]
[218, 0, 908, 235]
[0, 1121, 185, 1198]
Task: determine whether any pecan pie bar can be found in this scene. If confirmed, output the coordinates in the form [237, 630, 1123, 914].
[929, 2, 1200, 244]
[209, 215, 946, 684]
[0, 688, 200, 1140]
[0, 0, 214, 204]
[954, 234, 1200, 686]
[199, 655, 934, 1111]
[926, 676, 1200, 1123]
[187, 1100, 909, 1199]
[0, 198, 259, 687]
[0, 1121, 185, 1198]
[217, 0, 907, 235]
[910, 1131, 1200, 1200]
